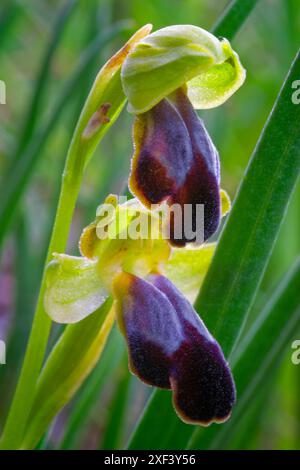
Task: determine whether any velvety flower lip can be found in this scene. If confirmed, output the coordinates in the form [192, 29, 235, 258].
[114, 271, 236, 425]
[129, 88, 221, 246]
[114, 270, 180, 389]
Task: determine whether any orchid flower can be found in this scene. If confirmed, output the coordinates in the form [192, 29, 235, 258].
[44, 195, 234, 425]
[43, 24, 245, 427]
[122, 25, 245, 245]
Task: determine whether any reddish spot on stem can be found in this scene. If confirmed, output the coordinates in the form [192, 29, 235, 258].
[82, 103, 112, 139]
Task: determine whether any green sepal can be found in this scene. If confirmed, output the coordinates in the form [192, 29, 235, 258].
[44, 253, 109, 324]
[121, 25, 245, 114]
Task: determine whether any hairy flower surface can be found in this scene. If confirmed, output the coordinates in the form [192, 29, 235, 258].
[114, 272, 235, 424]
[130, 88, 221, 245]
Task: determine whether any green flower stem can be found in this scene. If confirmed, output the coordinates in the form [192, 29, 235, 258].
[0, 24, 152, 450]
[0, 20, 132, 251]
[0, 24, 152, 449]
[0, 140, 86, 450]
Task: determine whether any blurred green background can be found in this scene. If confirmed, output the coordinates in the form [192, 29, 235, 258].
[0, 0, 299, 449]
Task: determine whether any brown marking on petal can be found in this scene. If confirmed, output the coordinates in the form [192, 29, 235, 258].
[106, 43, 131, 70]
[82, 103, 112, 139]
[81, 25, 153, 141]
[106, 24, 152, 71]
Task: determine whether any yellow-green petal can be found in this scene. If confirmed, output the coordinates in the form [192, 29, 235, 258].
[78, 197, 170, 290]
[164, 244, 216, 303]
[44, 254, 108, 324]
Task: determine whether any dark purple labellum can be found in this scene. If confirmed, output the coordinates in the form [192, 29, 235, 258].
[114, 272, 236, 425]
[129, 89, 221, 246]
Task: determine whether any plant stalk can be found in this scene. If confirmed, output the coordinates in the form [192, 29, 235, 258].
[0, 141, 84, 450]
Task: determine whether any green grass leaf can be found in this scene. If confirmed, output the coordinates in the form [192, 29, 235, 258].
[100, 354, 131, 450]
[195, 48, 300, 355]
[5, 0, 78, 174]
[59, 327, 125, 450]
[127, 45, 300, 451]
[0, 1, 23, 49]
[0, 20, 132, 250]
[189, 257, 300, 449]
[212, 0, 260, 40]
[21, 298, 114, 450]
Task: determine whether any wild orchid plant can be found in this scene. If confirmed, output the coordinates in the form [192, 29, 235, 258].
[44, 24, 244, 425]
[1, 24, 246, 449]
